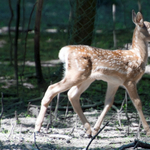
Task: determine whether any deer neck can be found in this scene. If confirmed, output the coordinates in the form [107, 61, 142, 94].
[131, 27, 148, 63]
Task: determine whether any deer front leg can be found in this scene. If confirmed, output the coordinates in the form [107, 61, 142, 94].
[124, 81, 150, 135]
[68, 79, 94, 136]
[92, 83, 119, 136]
[35, 78, 75, 132]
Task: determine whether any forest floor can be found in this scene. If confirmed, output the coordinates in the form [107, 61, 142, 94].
[1, 107, 150, 150]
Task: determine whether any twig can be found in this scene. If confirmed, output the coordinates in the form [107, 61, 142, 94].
[34, 132, 40, 150]
[14, 0, 21, 93]
[8, 0, 14, 65]
[27, 102, 31, 114]
[0, 93, 4, 120]
[46, 101, 53, 131]
[48, 134, 72, 140]
[124, 91, 130, 136]
[69, 127, 75, 136]
[136, 119, 142, 139]
[116, 139, 150, 150]
[28, 100, 104, 117]
[7, 119, 16, 139]
[112, 105, 122, 127]
[21, 2, 37, 76]
[85, 122, 109, 150]
[54, 93, 60, 119]
[15, 110, 19, 123]
[19, 124, 23, 142]
[75, 114, 78, 129]
[65, 100, 70, 117]
[119, 91, 127, 112]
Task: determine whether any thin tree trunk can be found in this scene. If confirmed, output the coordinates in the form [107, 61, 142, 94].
[14, 0, 21, 93]
[8, 0, 14, 65]
[22, 0, 25, 30]
[34, 0, 45, 85]
[112, 3, 117, 48]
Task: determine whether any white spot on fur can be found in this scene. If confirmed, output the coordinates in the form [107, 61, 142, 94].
[75, 59, 85, 71]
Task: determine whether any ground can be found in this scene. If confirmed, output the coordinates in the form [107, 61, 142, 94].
[1, 107, 150, 150]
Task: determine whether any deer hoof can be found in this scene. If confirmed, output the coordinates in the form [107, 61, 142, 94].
[146, 129, 150, 136]
[85, 128, 92, 138]
[91, 128, 99, 137]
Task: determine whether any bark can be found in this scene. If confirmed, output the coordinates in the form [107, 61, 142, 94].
[8, 0, 14, 65]
[34, 0, 45, 85]
[117, 139, 150, 150]
[14, 0, 20, 93]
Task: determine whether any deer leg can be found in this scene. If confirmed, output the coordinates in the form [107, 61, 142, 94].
[92, 83, 119, 136]
[124, 81, 150, 135]
[35, 77, 83, 132]
[67, 79, 94, 136]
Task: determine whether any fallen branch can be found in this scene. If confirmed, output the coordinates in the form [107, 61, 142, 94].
[29, 101, 104, 111]
[48, 134, 72, 141]
[85, 122, 109, 150]
[116, 139, 150, 150]
[34, 132, 40, 150]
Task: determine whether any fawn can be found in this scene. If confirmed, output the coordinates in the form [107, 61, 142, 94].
[35, 10, 150, 137]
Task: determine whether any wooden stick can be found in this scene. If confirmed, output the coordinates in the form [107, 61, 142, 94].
[0, 93, 4, 120]
[116, 139, 150, 150]
[86, 122, 109, 150]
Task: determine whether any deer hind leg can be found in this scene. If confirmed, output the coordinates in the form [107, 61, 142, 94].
[124, 81, 150, 135]
[92, 83, 119, 136]
[35, 75, 86, 132]
[67, 79, 95, 136]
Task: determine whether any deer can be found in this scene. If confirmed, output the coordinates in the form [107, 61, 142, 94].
[35, 10, 150, 137]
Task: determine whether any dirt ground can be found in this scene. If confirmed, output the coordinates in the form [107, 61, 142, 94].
[0, 108, 150, 150]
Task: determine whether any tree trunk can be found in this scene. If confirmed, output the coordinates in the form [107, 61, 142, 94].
[69, 0, 96, 45]
[14, 0, 20, 94]
[34, 0, 45, 85]
[112, 3, 117, 48]
[8, 0, 14, 65]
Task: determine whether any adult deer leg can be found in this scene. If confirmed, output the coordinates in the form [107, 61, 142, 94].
[68, 79, 95, 136]
[35, 77, 83, 132]
[92, 83, 119, 136]
[124, 81, 150, 135]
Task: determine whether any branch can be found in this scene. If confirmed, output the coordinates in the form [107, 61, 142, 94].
[8, 0, 14, 65]
[34, 132, 40, 150]
[14, 0, 21, 93]
[28, 101, 103, 111]
[21, 2, 37, 76]
[86, 122, 109, 150]
[116, 139, 150, 150]
[0, 93, 4, 120]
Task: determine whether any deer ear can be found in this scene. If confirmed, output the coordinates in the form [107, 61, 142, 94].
[136, 12, 144, 27]
[132, 10, 144, 27]
[132, 10, 137, 24]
